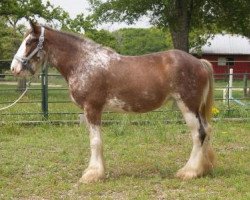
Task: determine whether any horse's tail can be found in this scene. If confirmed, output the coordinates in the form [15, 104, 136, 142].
[200, 59, 214, 122]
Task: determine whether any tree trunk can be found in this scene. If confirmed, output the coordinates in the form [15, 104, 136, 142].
[169, 0, 190, 52]
[170, 28, 189, 52]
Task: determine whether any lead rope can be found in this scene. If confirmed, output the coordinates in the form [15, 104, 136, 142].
[0, 80, 31, 111]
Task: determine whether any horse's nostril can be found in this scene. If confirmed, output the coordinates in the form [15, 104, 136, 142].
[11, 67, 16, 74]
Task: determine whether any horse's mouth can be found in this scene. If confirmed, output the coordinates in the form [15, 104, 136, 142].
[12, 69, 31, 77]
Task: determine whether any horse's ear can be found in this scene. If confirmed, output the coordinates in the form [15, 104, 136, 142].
[29, 19, 39, 34]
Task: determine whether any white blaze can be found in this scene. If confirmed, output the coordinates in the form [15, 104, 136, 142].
[10, 35, 31, 74]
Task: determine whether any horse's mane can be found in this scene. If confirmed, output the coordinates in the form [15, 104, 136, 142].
[43, 25, 116, 52]
[44, 26, 87, 42]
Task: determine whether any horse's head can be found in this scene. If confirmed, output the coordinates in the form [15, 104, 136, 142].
[11, 21, 46, 76]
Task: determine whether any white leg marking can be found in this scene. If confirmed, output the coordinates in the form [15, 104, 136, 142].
[175, 97, 214, 179]
[88, 125, 104, 168]
[80, 120, 105, 183]
[183, 112, 203, 168]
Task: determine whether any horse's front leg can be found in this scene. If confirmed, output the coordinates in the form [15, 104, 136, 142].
[79, 105, 105, 183]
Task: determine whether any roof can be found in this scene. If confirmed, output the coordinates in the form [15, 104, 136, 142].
[196, 34, 250, 55]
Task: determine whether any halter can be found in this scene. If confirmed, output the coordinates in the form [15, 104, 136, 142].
[14, 26, 45, 74]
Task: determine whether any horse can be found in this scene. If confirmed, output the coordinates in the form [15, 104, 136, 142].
[10, 21, 215, 183]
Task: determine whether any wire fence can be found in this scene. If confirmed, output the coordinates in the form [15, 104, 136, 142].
[0, 60, 250, 124]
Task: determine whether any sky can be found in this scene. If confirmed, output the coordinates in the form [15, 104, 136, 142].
[48, 0, 90, 18]
[48, 0, 151, 31]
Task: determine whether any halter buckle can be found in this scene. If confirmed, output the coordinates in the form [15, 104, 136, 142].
[38, 35, 44, 49]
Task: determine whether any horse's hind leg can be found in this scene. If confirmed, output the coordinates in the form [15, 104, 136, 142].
[79, 104, 105, 183]
[174, 96, 215, 180]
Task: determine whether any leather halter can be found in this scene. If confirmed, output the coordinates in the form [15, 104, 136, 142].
[14, 26, 45, 74]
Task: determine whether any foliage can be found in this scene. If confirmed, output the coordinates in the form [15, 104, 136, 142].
[58, 13, 117, 51]
[0, 0, 69, 28]
[88, 0, 250, 51]
[112, 28, 172, 55]
[0, 17, 23, 59]
[210, 0, 250, 38]
[86, 29, 118, 50]
[85, 27, 173, 55]
[85, 27, 172, 55]
[62, 23, 173, 55]
[61, 13, 94, 34]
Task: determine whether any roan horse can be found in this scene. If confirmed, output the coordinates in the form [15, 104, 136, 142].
[11, 22, 215, 183]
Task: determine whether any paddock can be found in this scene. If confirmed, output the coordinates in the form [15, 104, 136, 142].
[1, 120, 249, 199]
[0, 27, 248, 198]
[0, 67, 250, 199]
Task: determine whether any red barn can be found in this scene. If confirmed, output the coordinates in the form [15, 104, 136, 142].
[192, 34, 250, 79]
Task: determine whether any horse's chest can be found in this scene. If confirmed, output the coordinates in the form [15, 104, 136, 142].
[68, 76, 91, 105]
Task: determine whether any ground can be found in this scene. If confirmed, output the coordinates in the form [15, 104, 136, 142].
[0, 120, 249, 199]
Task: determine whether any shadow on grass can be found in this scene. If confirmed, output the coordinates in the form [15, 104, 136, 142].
[105, 162, 243, 182]
[107, 165, 178, 180]
[212, 166, 250, 178]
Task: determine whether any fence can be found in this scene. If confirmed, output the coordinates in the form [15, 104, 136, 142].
[0, 60, 250, 124]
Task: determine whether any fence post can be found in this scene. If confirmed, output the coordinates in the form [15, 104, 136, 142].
[243, 73, 248, 97]
[17, 78, 27, 92]
[41, 64, 48, 120]
[228, 68, 233, 100]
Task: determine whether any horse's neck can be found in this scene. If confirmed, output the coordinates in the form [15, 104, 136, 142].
[46, 30, 119, 81]
[46, 31, 84, 79]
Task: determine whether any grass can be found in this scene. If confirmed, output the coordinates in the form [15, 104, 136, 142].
[0, 121, 249, 199]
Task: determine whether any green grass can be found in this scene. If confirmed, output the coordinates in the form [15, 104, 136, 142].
[0, 121, 249, 199]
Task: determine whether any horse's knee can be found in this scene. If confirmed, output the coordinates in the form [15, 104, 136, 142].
[84, 103, 103, 125]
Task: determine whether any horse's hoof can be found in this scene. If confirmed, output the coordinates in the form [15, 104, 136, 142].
[176, 167, 200, 180]
[79, 168, 105, 183]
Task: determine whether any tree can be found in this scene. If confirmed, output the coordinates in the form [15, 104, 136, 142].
[211, 0, 250, 38]
[112, 28, 172, 55]
[86, 29, 118, 50]
[62, 13, 94, 33]
[0, 17, 23, 59]
[0, 0, 70, 31]
[88, 0, 250, 52]
[59, 13, 117, 50]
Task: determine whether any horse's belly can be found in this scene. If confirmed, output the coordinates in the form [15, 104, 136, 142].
[105, 92, 169, 113]
[104, 97, 128, 112]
